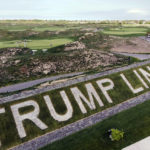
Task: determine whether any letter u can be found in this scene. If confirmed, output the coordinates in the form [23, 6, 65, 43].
[44, 90, 73, 122]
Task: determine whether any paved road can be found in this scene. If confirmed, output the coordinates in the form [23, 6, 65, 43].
[0, 72, 84, 93]
[139, 36, 150, 42]
[114, 52, 150, 60]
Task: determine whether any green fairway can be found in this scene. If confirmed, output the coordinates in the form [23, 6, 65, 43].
[33, 26, 81, 32]
[0, 25, 62, 32]
[0, 24, 81, 32]
[103, 27, 149, 36]
[0, 38, 73, 49]
[41, 99, 150, 150]
[0, 25, 32, 31]
[33, 26, 66, 32]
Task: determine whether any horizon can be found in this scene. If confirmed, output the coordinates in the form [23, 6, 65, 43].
[0, 0, 150, 20]
[0, 19, 150, 21]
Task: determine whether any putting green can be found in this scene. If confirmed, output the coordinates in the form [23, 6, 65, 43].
[0, 38, 73, 49]
[103, 27, 148, 36]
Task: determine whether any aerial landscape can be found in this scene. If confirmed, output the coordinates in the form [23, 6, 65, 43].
[0, 0, 150, 150]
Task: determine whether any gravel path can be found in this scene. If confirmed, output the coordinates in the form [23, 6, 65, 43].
[114, 52, 150, 60]
[10, 91, 150, 150]
[0, 72, 84, 93]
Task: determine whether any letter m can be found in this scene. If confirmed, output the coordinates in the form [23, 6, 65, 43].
[71, 83, 104, 114]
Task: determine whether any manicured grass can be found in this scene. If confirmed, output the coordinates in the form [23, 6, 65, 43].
[41, 99, 150, 150]
[103, 27, 149, 37]
[33, 26, 81, 32]
[0, 64, 150, 149]
[0, 24, 81, 32]
[0, 38, 73, 49]
[33, 26, 67, 32]
[0, 25, 32, 31]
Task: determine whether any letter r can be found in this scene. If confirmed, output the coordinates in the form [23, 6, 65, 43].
[11, 100, 48, 138]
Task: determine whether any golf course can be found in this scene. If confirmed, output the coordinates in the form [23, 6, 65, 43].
[0, 38, 73, 49]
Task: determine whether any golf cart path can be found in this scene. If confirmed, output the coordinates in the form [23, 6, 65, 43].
[0, 72, 84, 94]
[139, 36, 150, 42]
[115, 52, 150, 60]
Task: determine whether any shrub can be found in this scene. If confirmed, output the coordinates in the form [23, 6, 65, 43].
[109, 129, 124, 141]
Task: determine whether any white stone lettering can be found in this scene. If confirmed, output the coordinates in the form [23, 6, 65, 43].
[0, 108, 5, 147]
[96, 78, 114, 103]
[85, 83, 104, 107]
[139, 67, 150, 83]
[11, 100, 48, 138]
[71, 83, 104, 114]
[0, 108, 5, 114]
[133, 70, 149, 89]
[147, 66, 150, 71]
[44, 90, 73, 122]
[120, 73, 144, 94]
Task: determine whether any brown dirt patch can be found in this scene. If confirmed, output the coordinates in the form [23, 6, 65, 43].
[110, 37, 150, 53]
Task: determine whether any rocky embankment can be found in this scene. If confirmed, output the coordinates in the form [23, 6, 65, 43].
[0, 42, 127, 87]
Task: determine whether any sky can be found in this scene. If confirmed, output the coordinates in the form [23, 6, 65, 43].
[0, 0, 150, 20]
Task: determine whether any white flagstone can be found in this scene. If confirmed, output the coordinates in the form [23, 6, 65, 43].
[139, 68, 150, 83]
[11, 100, 48, 138]
[0, 108, 5, 114]
[122, 136, 150, 150]
[71, 82, 104, 114]
[120, 73, 144, 94]
[133, 70, 149, 89]
[96, 78, 114, 103]
[44, 91, 73, 122]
